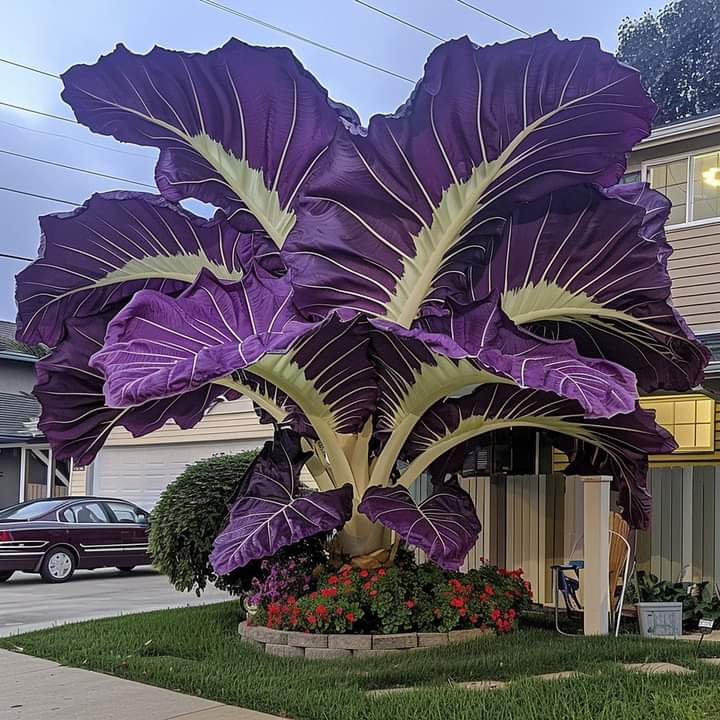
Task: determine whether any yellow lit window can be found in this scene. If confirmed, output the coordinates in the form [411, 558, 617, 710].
[639, 394, 715, 453]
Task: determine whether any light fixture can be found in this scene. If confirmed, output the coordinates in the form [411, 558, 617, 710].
[701, 167, 720, 187]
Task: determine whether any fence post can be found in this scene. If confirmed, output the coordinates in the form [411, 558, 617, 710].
[578, 475, 611, 635]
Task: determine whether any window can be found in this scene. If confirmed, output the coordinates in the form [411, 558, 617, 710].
[106, 502, 145, 524]
[646, 149, 720, 225]
[461, 428, 538, 476]
[0, 499, 65, 520]
[639, 394, 715, 453]
[692, 151, 720, 222]
[61, 502, 110, 524]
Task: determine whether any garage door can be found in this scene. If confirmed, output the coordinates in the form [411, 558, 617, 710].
[90, 440, 262, 510]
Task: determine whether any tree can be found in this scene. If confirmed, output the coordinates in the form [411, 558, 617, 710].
[617, 0, 720, 125]
[17, 32, 707, 575]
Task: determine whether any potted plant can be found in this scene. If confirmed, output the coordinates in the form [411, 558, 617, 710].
[634, 571, 690, 638]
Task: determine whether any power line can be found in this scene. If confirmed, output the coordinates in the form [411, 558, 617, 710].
[0, 186, 80, 206]
[353, 1, 446, 41]
[455, 0, 531, 36]
[0, 100, 75, 125]
[0, 148, 154, 189]
[0, 251, 33, 262]
[0, 118, 152, 159]
[0, 57, 60, 80]
[196, 0, 414, 83]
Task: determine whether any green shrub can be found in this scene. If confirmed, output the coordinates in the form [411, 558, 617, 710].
[149, 450, 258, 595]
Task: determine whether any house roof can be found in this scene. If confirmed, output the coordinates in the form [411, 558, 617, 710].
[0, 391, 44, 444]
[0, 320, 41, 362]
[636, 109, 720, 150]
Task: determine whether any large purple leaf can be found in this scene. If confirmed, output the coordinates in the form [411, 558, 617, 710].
[401, 385, 676, 527]
[285, 32, 655, 326]
[476, 183, 709, 392]
[34, 311, 230, 465]
[91, 270, 376, 435]
[210, 431, 353, 573]
[358, 482, 480, 570]
[61, 40, 359, 246]
[15, 192, 253, 347]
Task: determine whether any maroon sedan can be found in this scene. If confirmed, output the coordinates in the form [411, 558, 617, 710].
[0, 496, 150, 583]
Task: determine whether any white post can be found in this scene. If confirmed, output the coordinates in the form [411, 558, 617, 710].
[45, 447, 53, 498]
[18, 447, 26, 503]
[580, 475, 611, 635]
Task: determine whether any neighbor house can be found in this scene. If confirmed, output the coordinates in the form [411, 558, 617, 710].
[0, 321, 70, 508]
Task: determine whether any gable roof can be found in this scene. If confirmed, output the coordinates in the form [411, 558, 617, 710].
[0, 391, 44, 443]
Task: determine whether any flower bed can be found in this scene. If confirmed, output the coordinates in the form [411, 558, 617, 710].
[241, 554, 533, 658]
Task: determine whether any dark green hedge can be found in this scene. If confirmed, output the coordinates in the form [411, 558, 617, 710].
[149, 450, 258, 595]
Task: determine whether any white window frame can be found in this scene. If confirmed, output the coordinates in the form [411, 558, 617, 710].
[642, 145, 720, 230]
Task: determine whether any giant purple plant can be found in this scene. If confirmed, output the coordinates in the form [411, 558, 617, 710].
[16, 33, 708, 571]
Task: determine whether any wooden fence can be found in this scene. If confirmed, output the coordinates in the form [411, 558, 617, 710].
[411, 467, 720, 601]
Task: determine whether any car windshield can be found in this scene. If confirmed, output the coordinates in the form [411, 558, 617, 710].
[0, 499, 67, 520]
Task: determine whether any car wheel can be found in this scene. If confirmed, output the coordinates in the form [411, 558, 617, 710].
[116, 566, 135, 573]
[0, 570, 13, 582]
[40, 547, 76, 583]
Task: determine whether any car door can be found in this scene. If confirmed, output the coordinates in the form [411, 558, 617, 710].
[103, 501, 151, 566]
[59, 501, 120, 568]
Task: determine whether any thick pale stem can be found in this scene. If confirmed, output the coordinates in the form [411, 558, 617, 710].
[337, 509, 389, 557]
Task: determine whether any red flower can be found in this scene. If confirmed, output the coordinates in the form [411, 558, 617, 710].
[450, 597, 464, 608]
[345, 612, 356, 622]
[484, 584, 494, 596]
[507, 608, 517, 619]
[321, 587, 337, 598]
[307, 614, 317, 625]
[342, 578, 352, 586]
[268, 602, 282, 614]
[309, 591, 318, 599]
[470, 614, 479, 624]
[328, 575, 339, 585]
[335, 607, 344, 615]
[362, 581, 371, 590]
[378, 568, 386, 576]
[459, 608, 467, 617]
[369, 590, 378, 597]
[316, 604, 328, 617]
[479, 593, 489, 603]
[359, 569, 369, 578]
[286, 596, 296, 605]
[491, 608, 501, 621]
[405, 599, 415, 609]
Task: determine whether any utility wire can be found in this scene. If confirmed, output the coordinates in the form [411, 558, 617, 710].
[0, 251, 33, 262]
[0, 186, 80, 206]
[353, 1, 446, 41]
[0, 118, 151, 159]
[0, 100, 75, 125]
[455, 0, 531, 36]
[196, 0, 414, 83]
[0, 148, 154, 189]
[0, 57, 60, 79]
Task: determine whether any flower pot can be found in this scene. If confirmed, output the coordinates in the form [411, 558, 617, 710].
[635, 602, 682, 638]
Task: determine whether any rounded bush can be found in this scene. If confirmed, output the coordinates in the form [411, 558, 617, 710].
[149, 450, 258, 595]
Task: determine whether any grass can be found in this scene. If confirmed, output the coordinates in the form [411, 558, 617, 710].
[3, 602, 720, 720]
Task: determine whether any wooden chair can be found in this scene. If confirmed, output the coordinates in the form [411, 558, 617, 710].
[552, 511, 632, 636]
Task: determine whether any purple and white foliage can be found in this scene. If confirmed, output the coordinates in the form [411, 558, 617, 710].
[15, 32, 707, 570]
[359, 482, 481, 570]
[210, 431, 353, 573]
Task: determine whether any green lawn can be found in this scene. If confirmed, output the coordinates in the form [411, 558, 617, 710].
[3, 602, 720, 720]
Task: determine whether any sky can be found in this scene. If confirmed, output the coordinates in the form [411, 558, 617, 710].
[0, 0, 663, 323]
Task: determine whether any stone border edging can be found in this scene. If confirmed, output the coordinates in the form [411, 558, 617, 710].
[238, 621, 491, 659]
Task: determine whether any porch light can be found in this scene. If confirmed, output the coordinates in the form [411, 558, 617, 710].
[701, 167, 720, 187]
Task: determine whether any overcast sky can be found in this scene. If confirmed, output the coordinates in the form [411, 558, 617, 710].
[0, 0, 662, 323]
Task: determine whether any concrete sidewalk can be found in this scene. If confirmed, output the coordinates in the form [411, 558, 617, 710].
[1, 649, 279, 720]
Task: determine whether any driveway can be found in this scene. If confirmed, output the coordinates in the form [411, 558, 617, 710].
[0, 567, 229, 637]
